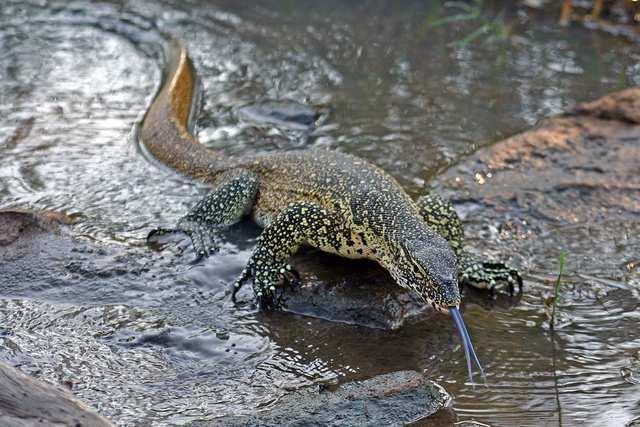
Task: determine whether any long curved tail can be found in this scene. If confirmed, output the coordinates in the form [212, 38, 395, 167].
[139, 40, 227, 182]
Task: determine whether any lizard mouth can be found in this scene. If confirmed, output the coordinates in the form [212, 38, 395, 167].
[450, 307, 485, 385]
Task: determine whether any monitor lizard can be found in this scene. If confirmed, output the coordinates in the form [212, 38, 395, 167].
[139, 40, 522, 382]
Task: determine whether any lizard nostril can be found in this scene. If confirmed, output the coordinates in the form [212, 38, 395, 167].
[440, 280, 461, 306]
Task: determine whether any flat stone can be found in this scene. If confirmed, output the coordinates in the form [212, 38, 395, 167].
[0, 210, 74, 247]
[0, 362, 113, 427]
[283, 251, 434, 330]
[237, 100, 319, 130]
[429, 86, 640, 280]
[432, 87, 640, 225]
[206, 370, 451, 427]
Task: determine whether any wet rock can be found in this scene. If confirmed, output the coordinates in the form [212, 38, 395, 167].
[0, 210, 74, 247]
[283, 251, 433, 330]
[568, 87, 640, 124]
[0, 210, 155, 296]
[430, 86, 640, 279]
[236, 100, 319, 130]
[433, 87, 640, 226]
[0, 362, 112, 426]
[208, 370, 451, 427]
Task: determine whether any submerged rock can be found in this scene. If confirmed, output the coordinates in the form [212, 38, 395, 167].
[430, 86, 640, 281]
[236, 100, 319, 130]
[209, 370, 451, 427]
[433, 87, 640, 226]
[0, 362, 112, 426]
[0, 211, 115, 425]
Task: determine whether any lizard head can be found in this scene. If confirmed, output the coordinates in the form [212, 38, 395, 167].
[388, 225, 484, 384]
[390, 228, 461, 310]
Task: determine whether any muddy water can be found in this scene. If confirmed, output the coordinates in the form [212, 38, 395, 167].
[1, 0, 639, 425]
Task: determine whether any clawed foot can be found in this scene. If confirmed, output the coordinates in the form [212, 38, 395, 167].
[147, 219, 219, 263]
[147, 227, 190, 252]
[231, 260, 300, 310]
[177, 218, 219, 261]
[460, 260, 523, 296]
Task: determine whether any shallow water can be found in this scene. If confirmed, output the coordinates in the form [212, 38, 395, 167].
[1, 0, 639, 425]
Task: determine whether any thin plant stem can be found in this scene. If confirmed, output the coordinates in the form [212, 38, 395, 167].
[550, 252, 565, 330]
[550, 252, 565, 425]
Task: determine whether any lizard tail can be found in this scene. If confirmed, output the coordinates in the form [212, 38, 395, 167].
[139, 39, 229, 182]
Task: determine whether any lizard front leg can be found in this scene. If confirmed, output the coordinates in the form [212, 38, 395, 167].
[232, 202, 337, 309]
[416, 193, 522, 295]
[149, 170, 259, 260]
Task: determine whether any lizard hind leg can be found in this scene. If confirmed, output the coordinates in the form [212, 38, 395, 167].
[231, 202, 337, 310]
[148, 170, 259, 261]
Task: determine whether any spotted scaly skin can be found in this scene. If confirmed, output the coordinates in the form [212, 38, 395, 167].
[141, 41, 521, 311]
[416, 194, 521, 295]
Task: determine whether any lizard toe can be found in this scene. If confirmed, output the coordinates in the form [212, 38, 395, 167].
[283, 266, 301, 292]
[249, 262, 295, 309]
[461, 261, 522, 296]
[177, 218, 219, 260]
[231, 267, 252, 303]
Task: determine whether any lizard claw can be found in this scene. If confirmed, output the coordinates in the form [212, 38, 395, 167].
[230, 261, 300, 309]
[284, 267, 301, 292]
[175, 218, 219, 261]
[147, 220, 218, 262]
[147, 227, 190, 253]
[231, 267, 252, 303]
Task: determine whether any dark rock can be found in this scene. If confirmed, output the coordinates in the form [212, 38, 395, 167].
[0, 362, 113, 426]
[207, 370, 451, 427]
[237, 100, 318, 130]
[284, 251, 433, 330]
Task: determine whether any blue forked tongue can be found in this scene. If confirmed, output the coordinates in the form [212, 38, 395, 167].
[450, 307, 486, 386]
